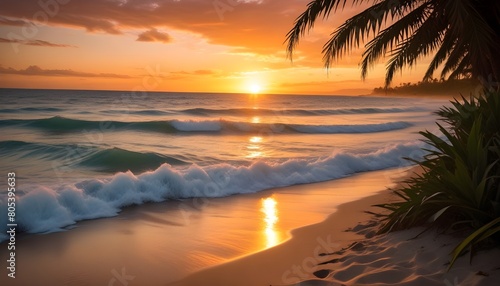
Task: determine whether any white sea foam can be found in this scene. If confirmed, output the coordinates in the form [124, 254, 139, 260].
[0, 140, 429, 242]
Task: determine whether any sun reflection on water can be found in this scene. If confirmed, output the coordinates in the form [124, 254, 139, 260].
[261, 197, 279, 248]
[251, 116, 260, 124]
[246, 136, 264, 158]
[250, 136, 262, 143]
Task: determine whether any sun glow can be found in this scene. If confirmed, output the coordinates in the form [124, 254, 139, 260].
[248, 83, 262, 94]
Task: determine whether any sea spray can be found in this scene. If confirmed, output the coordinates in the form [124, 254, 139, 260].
[0, 140, 429, 242]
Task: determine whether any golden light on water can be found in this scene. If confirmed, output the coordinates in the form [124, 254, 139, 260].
[250, 136, 262, 143]
[247, 151, 263, 158]
[246, 136, 264, 158]
[261, 197, 279, 248]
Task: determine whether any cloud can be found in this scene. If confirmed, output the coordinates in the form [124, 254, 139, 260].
[193, 69, 215, 75]
[60, 16, 123, 34]
[169, 70, 218, 78]
[0, 65, 132, 78]
[0, 0, 324, 55]
[136, 28, 171, 43]
[0, 37, 76, 48]
[277, 79, 375, 95]
[0, 16, 31, 26]
[0, 0, 365, 69]
[280, 79, 363, 87]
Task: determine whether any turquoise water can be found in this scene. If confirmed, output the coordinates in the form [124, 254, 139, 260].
[0, 88, 448, 241]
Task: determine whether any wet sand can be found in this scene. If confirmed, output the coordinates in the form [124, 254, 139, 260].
[173, 166, 500, 286]
[0, 167, 407, 285]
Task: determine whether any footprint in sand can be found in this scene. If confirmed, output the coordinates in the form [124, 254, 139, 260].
[313, 269, 332, 279]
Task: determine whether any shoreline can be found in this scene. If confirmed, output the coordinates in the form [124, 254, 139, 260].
[169, 181, 396, 286]
[172, 167, 500, 286]
[0, 168, 408, 285]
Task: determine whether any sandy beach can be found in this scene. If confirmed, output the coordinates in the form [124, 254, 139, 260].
[2, 166, 499, 286]
[1, 167, 409, 285]
[170, 183, 393, 286]
[173, 167, 500, 286]
[2, 0, 499, 285]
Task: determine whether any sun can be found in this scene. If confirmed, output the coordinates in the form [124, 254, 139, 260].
[248, 83, 262, 94]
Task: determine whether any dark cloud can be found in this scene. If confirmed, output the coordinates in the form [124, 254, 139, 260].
[0, 65, 132, 78]
[136, 28, 171, 43]
[0, 37, 76, 48]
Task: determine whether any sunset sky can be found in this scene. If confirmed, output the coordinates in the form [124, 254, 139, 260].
[0, 0, 433, 95]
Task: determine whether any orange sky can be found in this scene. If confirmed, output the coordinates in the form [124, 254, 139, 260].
[0, 0, 433, 95]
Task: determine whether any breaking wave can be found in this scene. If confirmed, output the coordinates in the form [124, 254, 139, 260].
[0, 140, 427, 242]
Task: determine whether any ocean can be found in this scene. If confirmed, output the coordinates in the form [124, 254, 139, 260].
[0, 88, 448, 242]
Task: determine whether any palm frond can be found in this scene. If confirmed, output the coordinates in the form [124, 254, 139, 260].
[440, 46, 468, 79]
[285, 0, 348, 60]
[385, 12, 444, 86]
[323, 0, 422, 69]
[447, 56, 472, 80]
[286, 0, 499, 88]
[445, 0, 496, 79]
[360, 1, 430, 79]
[423, 31, 456, 81]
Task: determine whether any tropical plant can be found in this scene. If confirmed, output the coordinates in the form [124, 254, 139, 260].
[376, 91, 500, 268]
[286, 0, 500, 269]
[286, 0, 500, 87]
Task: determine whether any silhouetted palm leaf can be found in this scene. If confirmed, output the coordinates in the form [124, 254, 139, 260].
[286, 0, 500, 87]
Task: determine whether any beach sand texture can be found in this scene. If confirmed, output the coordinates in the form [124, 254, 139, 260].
[173, 167, 500, 286]
[0, 168, 404, 285]
[2, 166, 499, 286]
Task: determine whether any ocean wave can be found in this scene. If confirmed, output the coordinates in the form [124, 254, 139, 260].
[0, 140, 187, 172]
[0, 140, 428, 241]
[102, 109, 173, 116]
[0, 107, 64, 113]
[79, 147, 187, 172]
[0, 116, 412, 134]
[181, 107, 425, 116]
[288, 122, 411, 133]
[0, 106, 424, 116]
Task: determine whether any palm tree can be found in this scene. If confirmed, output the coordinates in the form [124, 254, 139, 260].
[286, 0, 500, 88]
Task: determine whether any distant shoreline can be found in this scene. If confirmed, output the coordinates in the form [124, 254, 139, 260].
[369, 78, 481, 99]
[368, 91, 460, 99]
